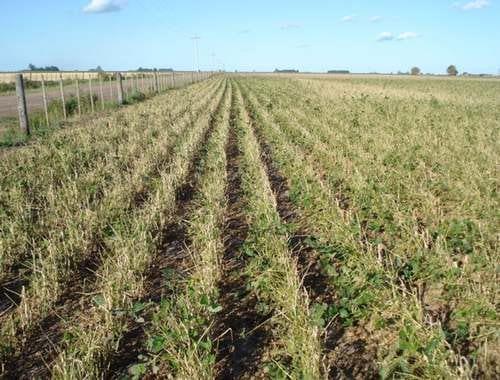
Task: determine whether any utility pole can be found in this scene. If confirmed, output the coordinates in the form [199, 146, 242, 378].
[191, 35, 201, 79]
[211, 52, 216, 73]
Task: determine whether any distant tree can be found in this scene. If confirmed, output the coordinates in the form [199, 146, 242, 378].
[411, 67, 421, 75]
[89, 65, 104, 72]
[27, 64, 59, 71]
[447, 65, 458, 76]
[327, 70, 350, 74]
[274, 69, 299, 73]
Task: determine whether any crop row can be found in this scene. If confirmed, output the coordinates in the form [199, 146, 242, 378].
[1, 75, 497, 379]
[236, 76, 498, 378]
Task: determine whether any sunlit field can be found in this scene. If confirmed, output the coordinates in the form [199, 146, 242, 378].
[1, 74, 498, 379]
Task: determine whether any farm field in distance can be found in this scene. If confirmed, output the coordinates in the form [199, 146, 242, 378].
[0, 74, 498, 379]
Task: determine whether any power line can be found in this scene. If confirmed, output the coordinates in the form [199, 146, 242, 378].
[190, 36, 201, 72]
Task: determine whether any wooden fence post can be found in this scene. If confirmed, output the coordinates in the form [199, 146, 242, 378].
[154, 71, 159, 93]
[108, 75, 114, 102]
[89, 76, 95, 113]
[41, 74, 49, 126]
[116, 72, 124, 105]
[124, 75, 129, 99]
[172, 71, 176, 88]
[59, 74, 67, 120]
[99, 75, 105, 110]
[15, 74, 30, 135]
[75, 78, 82, 116]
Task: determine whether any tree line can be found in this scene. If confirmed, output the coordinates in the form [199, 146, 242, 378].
[23, 65, 174, 73]
[411, 65, 458, 76]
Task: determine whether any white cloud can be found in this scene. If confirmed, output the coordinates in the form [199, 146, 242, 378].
[397, 32, 420, 40]
[370, 16, 383, 22]
[280, 23, 301, 30]
[377, 32, 394, 41]
[461, 0, 490, 9]
[83, 0, 127, 13]
[341, 15, 355, 22]
[377, 31, 420, 42]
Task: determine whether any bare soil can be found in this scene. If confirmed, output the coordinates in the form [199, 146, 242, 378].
[213, 91, 273, 380]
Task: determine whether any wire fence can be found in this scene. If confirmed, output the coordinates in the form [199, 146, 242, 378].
[1, 70, 213, 137]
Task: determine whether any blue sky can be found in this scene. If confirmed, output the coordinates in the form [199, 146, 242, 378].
[1, 0, 499, 74]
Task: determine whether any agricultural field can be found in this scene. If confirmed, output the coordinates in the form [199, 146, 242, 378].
[0, 74, 498, 379]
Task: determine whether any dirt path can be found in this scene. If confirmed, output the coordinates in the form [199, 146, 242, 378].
[0, 75, 193, 118]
